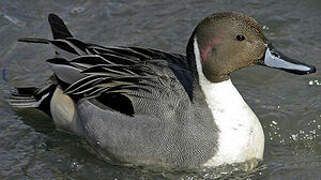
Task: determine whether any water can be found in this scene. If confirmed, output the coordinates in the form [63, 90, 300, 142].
[1, 0, 320, 179]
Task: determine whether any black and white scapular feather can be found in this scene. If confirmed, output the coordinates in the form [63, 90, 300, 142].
[11, 14, 194, 116]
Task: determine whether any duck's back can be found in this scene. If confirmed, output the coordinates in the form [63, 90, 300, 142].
[46, 39, 193, 116]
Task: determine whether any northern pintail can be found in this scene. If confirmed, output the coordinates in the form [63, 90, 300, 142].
[10, 12, 316, 169]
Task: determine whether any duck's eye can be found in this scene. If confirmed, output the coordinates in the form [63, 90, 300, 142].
[236, 35, 245, 41]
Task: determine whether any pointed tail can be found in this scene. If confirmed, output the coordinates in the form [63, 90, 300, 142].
[48, 13, 73, 39]
[18, 13, 73, 44]
[9, 84, 57, 116]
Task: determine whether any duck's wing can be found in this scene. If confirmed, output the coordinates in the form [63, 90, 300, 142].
[18, 14, 193, 116]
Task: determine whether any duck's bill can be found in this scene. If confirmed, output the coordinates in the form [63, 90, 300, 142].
[257, 44, 316, 75]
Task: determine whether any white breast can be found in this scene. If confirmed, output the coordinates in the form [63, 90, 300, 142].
[201, 79, 264, 167]
[193, 38, 265, 167]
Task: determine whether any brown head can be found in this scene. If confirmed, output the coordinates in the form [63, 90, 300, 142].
[189, 12, 315, 83]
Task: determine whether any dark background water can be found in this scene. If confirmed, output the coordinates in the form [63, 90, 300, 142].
[0, 0, 320, 179]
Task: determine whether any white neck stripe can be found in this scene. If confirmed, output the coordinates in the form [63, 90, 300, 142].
[193, 37, 211, 86]
[193, 37, 264, 167]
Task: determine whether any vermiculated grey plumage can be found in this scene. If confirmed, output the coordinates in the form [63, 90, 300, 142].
[10, 13, 219, 169]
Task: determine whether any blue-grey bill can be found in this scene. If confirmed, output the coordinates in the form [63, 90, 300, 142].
[258, 45, 316, 75]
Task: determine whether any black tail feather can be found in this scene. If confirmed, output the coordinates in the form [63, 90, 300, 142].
[18, 14, 73, 44]
[18, 38, 50, 44]
[48, 13, 73, 39]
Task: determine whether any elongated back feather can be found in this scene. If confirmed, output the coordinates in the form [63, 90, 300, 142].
[16, 14, 193, 115]
[48, 13, 73, 39]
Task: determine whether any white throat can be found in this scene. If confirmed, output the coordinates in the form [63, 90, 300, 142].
[193, 37, 264, 167]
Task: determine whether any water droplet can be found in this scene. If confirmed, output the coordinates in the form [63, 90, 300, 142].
[308, 79, 321, 86]
[262, 25, 270, 30]
[291, 134, 298, 141]
[71, 161, 83, 171]
[70, 7, 86, 15]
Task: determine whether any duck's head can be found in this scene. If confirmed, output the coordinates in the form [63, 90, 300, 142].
[188, 12, 316, 82]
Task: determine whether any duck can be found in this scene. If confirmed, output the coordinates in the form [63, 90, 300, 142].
[9, 12, 316, 170]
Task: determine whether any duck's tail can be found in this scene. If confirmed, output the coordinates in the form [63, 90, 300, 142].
[9, 84, 57, 116]
[47, 13, 73, 39]
[10, 14, 73, 115]
[19, 13, 73, 44]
